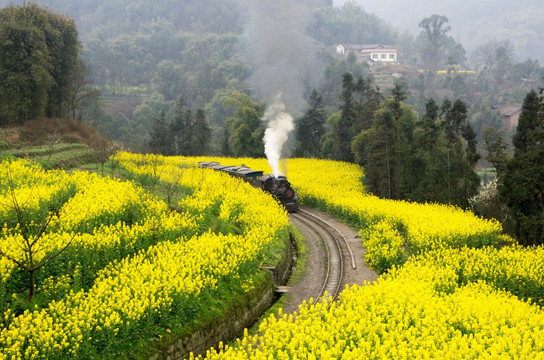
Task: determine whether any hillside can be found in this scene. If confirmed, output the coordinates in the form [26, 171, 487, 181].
[0, 1, 541, 163]
[337, 0, 544, 62]
[0, 118, 112, 169]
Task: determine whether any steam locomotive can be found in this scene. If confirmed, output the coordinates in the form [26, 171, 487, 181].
[197, 162, 299, 213]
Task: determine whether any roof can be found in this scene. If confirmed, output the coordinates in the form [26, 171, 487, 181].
[492, 104, 522, 117]
[198, 161, 219, 168]
[198, 161, 264, 178]
[338, 44, 396, 51]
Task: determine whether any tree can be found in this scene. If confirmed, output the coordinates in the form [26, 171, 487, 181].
[419, 98, 441, 161]
[493, 46, 513, 84]
[352, 97, 417, 200]
[170, 98, 193, 156]
[0, 165, 77, 302]
[66, 60, 101, 121]
[43, 10, 81, 118]
[500, 89, 544, 245]
[223, 92, 265, 157]
[191, 109, 211, 155]
[417, 14, 451, 72]
[365, 107, 397, 198]
[148, 110, 172, 155]
[460, 118, 481, 204]
[155, 60, 185, 101]
[482, 126, 509, 178]
[295, 89, 326, 158]
[0, 3, 82, 123]
[333, 73, 355, 162]
[472, 40, 513, 71]
[471, 99, 502, 139]
[132, 92, 174, 140]
[352, 76, 383, 134]
[411, 98, 479, 207]
[90, 135, 121, 175]
[0, 4, 53, 124]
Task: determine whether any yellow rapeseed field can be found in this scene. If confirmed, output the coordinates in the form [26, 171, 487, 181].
[0, 156, 289, 359]
[2, 154, 542, 359]
[183, 156, 543, 360]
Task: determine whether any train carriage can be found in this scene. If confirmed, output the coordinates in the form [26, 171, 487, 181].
[198, 161, 298, 212]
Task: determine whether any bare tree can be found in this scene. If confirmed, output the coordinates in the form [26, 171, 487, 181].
[66, 60, 101, 121]
[160, 163, 193, 209]
[0, 167, 78, 302]
[44, 130, 63, 164]
[90, 135, 121, 175]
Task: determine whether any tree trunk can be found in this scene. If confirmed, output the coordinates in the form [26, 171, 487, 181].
[386, 141, 391, 198]
[447, 146, 451, 204]
[27, 268, 35, 302]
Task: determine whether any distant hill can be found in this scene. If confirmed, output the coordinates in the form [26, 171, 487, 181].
[335, 0, 544, 62]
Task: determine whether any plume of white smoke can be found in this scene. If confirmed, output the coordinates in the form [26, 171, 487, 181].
[233, 0, 324, 175]
[263, 93, 294, 178]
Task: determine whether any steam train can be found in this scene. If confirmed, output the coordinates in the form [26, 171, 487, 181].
[198, 161, 299, 213]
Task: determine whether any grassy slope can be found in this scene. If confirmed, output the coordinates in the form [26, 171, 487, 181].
[0, 118, 105, 169]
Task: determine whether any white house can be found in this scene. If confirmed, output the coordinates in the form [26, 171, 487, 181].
[336, 44, 398, 63]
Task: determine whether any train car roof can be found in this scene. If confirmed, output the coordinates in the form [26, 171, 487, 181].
[259, 174, 287, 182]
[236, 168, 264, 176]
[222, 166, 263, 177]
[197, 161, 219, 168]
[208, 164, 234, 170]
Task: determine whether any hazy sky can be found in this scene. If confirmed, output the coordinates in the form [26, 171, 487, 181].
[333, 0, 544, 61]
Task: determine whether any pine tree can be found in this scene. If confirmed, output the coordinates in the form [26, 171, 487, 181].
[295, 89, 326, 157]
[500, 89, 544, 245]
[333, 73, 355, 162]
[351, 76, 383, 134]
[171, 98, 193, 156]
[191, 109, 211, 155]
[352, 98, 416, 200]
[148, 110, 171, 155]
[412, 98, 479, 207]
[482, 126, 509, 178]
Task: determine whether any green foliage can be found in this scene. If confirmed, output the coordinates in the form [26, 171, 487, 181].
[0, 3, 82, 124]
[354, 92, 480, 207]
[145, 98, 211, 156]
[295, 90, 327, 158]
[148, 110, 171, 155]
[500, 89, 544, 245]
[332, 73, 356, 162]
[223, 92, 265, 157]
[352, 97, 417, 200]
[191, 109, 211, 156]
[308, 2, 398, 46]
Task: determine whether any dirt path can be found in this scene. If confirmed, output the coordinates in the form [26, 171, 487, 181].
[283, 206, 379, 315]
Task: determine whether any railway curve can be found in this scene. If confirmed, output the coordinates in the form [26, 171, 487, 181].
[283, 206, 379, 315]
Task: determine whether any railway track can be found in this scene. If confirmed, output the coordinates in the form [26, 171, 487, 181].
[289, 208, 356, 302]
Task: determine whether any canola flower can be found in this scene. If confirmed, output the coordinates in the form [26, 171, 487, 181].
[178, 156, 542, 360]
[0, 231, 279, 359]
[0, 160, 199, 304]
[184, 156, 502, 272]
[0, 154, 290, 358]
[410, 245, 544, 303]
[200, 258, 544, 360]
[3, 154, 536, 359]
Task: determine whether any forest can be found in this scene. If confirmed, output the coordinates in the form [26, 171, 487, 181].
[1, 0, 542, 150]
[0, 1, 543, 243]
